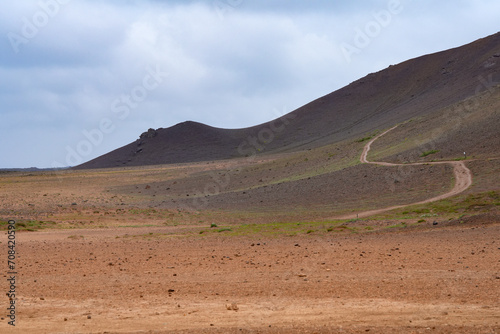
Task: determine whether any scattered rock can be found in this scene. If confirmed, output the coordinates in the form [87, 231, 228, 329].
[140, 128, 158, 139]
[226, 303, 239, 311]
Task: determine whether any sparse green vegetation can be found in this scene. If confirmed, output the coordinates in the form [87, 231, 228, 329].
[387, 222, 407, 229]
[0, 220, 57, 231]
[356, 135, 374, 143]
[215, 220, 368, 237]
[412, 208, 430, 214]
[420, 149, 439, 157]
[373, 191, 499, 221]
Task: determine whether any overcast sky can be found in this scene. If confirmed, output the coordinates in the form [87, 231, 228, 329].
[1, 0, 499, 168]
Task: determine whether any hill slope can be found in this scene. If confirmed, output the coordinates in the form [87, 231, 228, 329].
[75, 32, 500, 169]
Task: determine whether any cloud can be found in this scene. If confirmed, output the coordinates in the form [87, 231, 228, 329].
[0, 0, 499, 167]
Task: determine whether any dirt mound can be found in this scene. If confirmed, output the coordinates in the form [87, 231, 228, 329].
[75, 32, 500, 169]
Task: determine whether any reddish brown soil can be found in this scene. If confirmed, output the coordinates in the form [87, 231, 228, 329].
[1, 220, 499, 333]
[1, 33, 499, 334]
[0, 126, 498, 334]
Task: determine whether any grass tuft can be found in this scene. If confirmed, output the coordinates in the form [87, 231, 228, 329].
[420, 150, 439, 157]
[356, 135, 374, 143]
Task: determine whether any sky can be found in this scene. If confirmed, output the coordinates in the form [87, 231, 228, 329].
[0, 0, 499, 168]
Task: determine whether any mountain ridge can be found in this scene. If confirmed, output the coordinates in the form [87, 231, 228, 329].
[75, 32, 500, 169]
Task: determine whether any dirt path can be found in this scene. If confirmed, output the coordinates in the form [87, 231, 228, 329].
[1, 127, 497, 334]
[337, 125, 472, 219]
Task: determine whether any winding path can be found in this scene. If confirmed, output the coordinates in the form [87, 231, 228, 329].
[336, 125, 472, 219]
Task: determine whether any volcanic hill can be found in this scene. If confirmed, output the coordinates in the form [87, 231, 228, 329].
[75, 32, 500, 170]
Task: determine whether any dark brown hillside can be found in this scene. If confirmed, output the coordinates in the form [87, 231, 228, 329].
[82, 122, 250, 168]
[75, 32, 500, 169]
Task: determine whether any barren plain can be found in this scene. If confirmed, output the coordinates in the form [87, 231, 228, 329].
[1, 125, 499, 333]
[1, 33, 499, 333]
